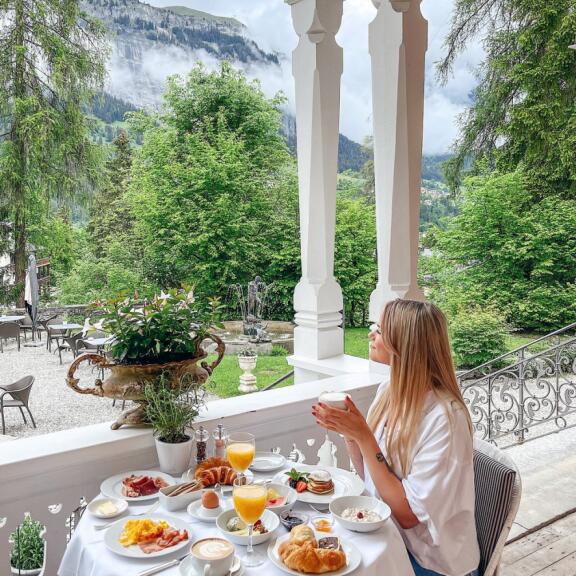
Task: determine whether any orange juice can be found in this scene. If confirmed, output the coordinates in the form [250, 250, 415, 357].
[227, 442, 255, 472]
[233, 485, 267, 525]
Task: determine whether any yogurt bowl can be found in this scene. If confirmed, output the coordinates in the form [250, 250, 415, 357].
[329, 495, 390, 533]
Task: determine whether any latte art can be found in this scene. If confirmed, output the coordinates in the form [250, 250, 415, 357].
[193, 538, 234, 560]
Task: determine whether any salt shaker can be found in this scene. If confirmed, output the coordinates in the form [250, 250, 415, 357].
[195, 425, 209, 465]
[212, 424, 228, 459]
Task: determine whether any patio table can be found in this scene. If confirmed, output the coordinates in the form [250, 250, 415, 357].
[0, 315, 25, 323]
[59, 474, 415, 576]
[49, 323, 83, 331]
[83, 337, 113, 347]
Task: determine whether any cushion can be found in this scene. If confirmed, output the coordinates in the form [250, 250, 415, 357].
[473, 449, 516, 575]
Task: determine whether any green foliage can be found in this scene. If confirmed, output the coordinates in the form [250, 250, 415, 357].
[449, 308, 509, 368]
[271, 345, 289, 357]
[10, 515, 44, 571]
[96, 289, 223, 364]
[425, 171, 576, 331]
[439, 0, 576, 197]
[0, 0, 108, 299]
[335, 197, 377, 326]
[144, 375, 202, 443]
[127, 63, 298, 314]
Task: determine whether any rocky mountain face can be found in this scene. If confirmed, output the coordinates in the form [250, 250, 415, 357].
[82, 0, 279, 107]
[82, 0, 368, 171]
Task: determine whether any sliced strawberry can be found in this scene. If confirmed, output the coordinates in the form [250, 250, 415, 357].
[296, 480, 308, 493]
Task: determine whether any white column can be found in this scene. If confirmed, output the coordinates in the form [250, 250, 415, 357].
[287, 0, 344, 363]
[368, 0, 427, 322]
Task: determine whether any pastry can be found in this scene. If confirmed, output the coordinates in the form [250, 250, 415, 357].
[198, 466, 237, 486]
[278, 524, 346, 574]
[307, 470, 334, 495]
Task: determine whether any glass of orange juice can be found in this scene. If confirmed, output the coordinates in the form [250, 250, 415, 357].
[233, 477, 267, 567]
[226, 432, 255, 479]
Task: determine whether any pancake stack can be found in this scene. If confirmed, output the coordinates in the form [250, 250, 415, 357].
[307, 470, 334, 495]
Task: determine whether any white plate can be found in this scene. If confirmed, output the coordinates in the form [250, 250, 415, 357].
[179, 554, 244, 576]
[101, 471, 175, 502]
[273, 465, 365, 505]
[187, 499, 232, 523]
[104, 513, 191, 559]
[250, 452, 287, 472]
[267, 530, 361, 576]
[87, 498, 128, 519]
[181, 469, 254, 492]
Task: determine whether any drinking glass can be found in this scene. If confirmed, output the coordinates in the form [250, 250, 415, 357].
[226, 432, 255, 479]
[232, 477, 267, 567]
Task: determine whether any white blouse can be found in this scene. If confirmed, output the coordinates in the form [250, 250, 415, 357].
[364, 383, 480, 576]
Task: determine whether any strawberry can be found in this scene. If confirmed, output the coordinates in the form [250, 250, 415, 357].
[296, 480, 308, 493]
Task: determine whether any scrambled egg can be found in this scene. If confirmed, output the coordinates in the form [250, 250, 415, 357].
[119, 519, 169, 547]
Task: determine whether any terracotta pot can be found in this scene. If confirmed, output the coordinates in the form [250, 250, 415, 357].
[66, 334, 225, 429]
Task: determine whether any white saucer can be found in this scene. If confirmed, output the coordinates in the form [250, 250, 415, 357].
[179, 554, 244, 576]
[87, 498, 128, 519]
[250, 452, 287, 472]
[187, 499, 231, 523]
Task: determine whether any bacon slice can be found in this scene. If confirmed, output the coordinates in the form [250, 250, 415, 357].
[138, 528, 188, 554]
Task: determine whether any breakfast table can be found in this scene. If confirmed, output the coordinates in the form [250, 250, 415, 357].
[58, 472, 416, 576]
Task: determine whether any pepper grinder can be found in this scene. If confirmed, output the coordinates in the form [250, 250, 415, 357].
[212, 423, 228, 459]
[195, 425, 209, 465]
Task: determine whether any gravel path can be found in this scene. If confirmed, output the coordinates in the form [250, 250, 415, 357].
[0, 338, 216, 438]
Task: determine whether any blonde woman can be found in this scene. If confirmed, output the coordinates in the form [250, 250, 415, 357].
[312, 300, 479, 576]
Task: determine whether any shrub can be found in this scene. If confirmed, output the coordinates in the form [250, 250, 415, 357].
[450, 308, 509, 369]
[10, 515, 45, 571]
[271, 345, 289, 357]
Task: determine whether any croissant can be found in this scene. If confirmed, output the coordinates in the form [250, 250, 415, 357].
[198, 466, 237, 486]
[278, 541, 347, 574]
[194, 457, 229, 478]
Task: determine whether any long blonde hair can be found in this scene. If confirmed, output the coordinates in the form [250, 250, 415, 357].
[367, 299, 472, 477]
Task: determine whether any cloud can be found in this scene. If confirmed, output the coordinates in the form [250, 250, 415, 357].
[146, 0, 484, 154]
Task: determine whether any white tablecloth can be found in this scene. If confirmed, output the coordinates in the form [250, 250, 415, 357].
[59, 486, 415, 576]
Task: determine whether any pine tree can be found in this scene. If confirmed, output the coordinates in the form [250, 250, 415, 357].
[0, 0, 107, 303]
[438, 0, 576, 197]
[87, 131, 133, 257]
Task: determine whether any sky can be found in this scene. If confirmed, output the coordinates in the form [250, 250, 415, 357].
[148, 0, 484, 155]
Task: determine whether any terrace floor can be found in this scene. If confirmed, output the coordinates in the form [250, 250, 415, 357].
[0, 338, 218, 437]
[502, 510, 576, 575]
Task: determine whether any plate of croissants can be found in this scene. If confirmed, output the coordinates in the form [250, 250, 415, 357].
[268, 524, 360, 575]
[182, 457, 254, 490]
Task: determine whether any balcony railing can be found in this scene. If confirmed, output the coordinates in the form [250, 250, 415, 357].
[0, 371, 383, 576]
[460, 335, 576, 448]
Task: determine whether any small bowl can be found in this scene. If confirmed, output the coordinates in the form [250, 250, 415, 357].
[264, 483, 297, 516]
[311, 514, 334, 533]
[279, 511, 309, 532]
[329, 495, 390, 533]
[87, 498, 128, 519]
[216, 508, 279, 546]
[159, 482, 203, 512]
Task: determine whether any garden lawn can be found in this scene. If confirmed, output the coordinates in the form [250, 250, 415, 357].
[205, 328, 547, 398]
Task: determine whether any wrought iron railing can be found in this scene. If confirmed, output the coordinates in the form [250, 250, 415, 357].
[458, 329, 576, 448]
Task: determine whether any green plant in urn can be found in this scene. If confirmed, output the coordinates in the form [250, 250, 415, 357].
[66, 288, 225, 429]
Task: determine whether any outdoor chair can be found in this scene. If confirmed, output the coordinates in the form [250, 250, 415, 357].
[37, 314, 58, 342]
[0, 375, 36, 435]
[19, 313, 37, 341]
[0, 322, 21, 352]
[56, 332, 85, 365]
[46, 318, 65, 352]
[473, 438, 522, 576]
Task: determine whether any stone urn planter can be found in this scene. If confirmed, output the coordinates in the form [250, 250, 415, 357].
[66, 334, 225, 429]
[238, 352, 258, 393]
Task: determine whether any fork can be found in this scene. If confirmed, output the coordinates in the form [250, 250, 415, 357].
[94, 501, 160, 531]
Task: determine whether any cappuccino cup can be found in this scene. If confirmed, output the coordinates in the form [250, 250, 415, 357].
[190, 537, 235, 576]
[319, 391, 349, 410]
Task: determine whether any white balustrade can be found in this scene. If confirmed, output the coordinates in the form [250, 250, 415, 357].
[0, 372, 383, 575]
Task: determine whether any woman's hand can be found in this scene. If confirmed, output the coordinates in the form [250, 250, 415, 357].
[312, 396, 371, 443]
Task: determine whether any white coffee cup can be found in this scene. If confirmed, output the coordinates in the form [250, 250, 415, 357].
[319, 391, 349, 410]
[190, 537, 235, 576]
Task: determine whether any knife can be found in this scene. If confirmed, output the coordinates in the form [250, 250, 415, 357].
[136, 553, 188, 576]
